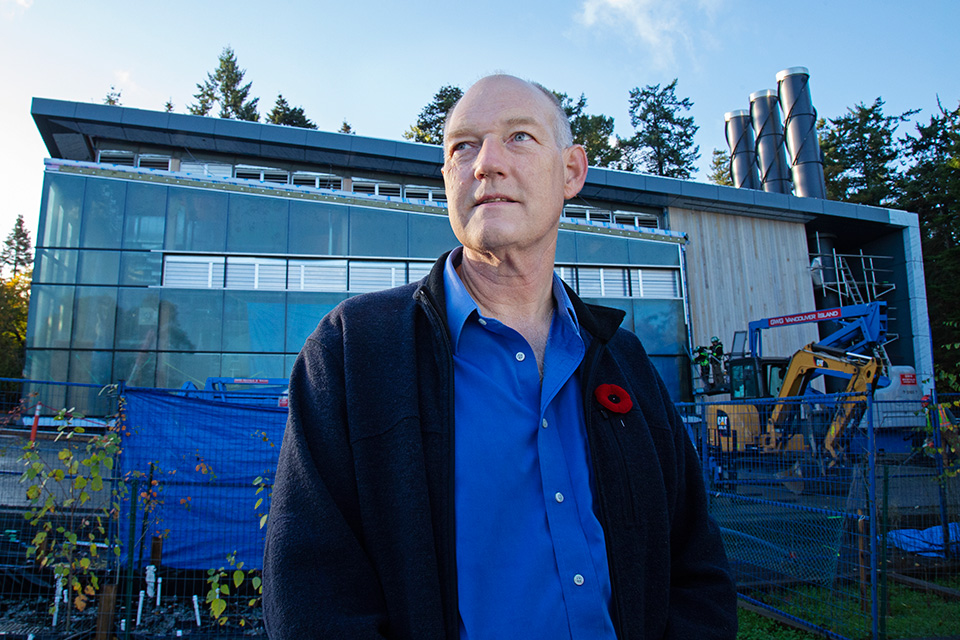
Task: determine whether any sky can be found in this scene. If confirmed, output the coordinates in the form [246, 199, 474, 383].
[1, 0, 958, 244]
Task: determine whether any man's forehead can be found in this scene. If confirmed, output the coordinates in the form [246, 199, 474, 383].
[446, 79, 553, 135]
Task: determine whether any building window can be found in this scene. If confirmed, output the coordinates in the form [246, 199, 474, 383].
[348, 261, 407, 292]
[98, 150, 135, 166]
[287, 259, 348, 292]
[162, 255, 225, 288]
[226, 257, 286, 290]
[235, 165, 289, 184]
[292, 172, 343, 190]
[555, 265, 680, 299]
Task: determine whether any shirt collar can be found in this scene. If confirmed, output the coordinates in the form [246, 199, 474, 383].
[442, 247, 581, 353]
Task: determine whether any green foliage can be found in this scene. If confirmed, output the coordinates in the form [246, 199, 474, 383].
[736, 608, 818, 639]
[265, 94, 317, 129]
[189, 46, 260, 122]
[2, 214, 33, 278]
[820, 97, 917, 206]
[898, 101, 960, 377]
[551, 90, 622, 168]
[206, 552, 262, 627]
[163, 99, 174, 113]
[103, 86, 122, 106]
[403, 85, 463, 145]
[0, 271, 29, 379]
[338, 119, 355, 135]
[19, 409, 123, 629]
[619, 78, 700, 178]
[708, 148, 734, 186]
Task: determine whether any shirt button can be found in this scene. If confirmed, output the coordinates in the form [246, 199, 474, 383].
[478, 318, 487, 326]
[555, 492, 564, 503]
[515, 352, 525, 362]
[574, 574, 585, 586]
[541, 419, 548, 429]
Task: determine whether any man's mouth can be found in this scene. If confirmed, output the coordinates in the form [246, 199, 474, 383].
[475, 195, 517, 205]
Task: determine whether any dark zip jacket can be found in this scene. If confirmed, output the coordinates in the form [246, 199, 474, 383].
[263, 252, 737, 639]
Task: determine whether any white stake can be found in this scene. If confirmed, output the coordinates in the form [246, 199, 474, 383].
[52, 577, 62, 627]
[146, 564, 157, 598]
[136, 590, 145, 626]
[157, 576, 163, 607]
[192, 594, 201, 626]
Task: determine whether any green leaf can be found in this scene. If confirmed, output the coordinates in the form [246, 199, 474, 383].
[252, 576, 262, 590]
[79, 557, 91, 570]
[254, 497, 263, 510]
[259, 514, 268, 529]
[74, 476, 87, 490]
[220, 584, 230, 596]
[26, 485, 40, 500]
[91, 476, 103, 492]
[58, 450, 72, 461]
[211, 598, 226, 619]
[233, 570, 244, 588]
[103, 457, 113, 470]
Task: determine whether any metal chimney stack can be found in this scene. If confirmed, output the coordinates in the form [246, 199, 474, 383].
[749, 90, 792, 194]
[724, 110, 760, 189]
[777, 67, 826, 198]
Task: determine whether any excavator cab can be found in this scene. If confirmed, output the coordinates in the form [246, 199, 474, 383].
[729, 357, 790, 400]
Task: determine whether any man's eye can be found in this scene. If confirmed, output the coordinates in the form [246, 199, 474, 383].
[513, 132, 531, 142]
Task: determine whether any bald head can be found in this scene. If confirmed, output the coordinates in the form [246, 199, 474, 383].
[443, 75, 573, 150]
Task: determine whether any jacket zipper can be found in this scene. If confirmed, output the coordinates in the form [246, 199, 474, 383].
[415, 287, 460, 640]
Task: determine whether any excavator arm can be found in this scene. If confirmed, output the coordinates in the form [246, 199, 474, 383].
[767, 343, 881, 457]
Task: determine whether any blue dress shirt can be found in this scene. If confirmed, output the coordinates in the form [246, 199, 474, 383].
[443, 248, 617, 640]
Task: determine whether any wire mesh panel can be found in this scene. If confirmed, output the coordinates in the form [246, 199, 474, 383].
[687, 394, 960, 639]
[117, 387, 286, 637]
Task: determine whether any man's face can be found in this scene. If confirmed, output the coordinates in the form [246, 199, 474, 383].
[441, 76, 586, 258]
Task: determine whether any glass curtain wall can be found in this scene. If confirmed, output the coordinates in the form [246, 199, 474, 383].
[26, 170, 689, 413]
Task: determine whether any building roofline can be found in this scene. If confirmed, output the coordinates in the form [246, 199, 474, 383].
[31, 97, 914, 229]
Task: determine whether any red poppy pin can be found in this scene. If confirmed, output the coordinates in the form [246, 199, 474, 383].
[594, 384, 633, 414]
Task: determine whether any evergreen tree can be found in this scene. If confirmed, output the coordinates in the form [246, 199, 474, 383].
[819, 98, 917, 206]
[403, 85, 463, 145]
[339, 120, 355, 135]
[265, 94, 317, 129]
[707, 148, 734, 186]
[188, 46, 260, 122]
[2, 215, 33, 278]
[104, 86, 122, 106]
[0, 273, 29, 380]
[551, 91, 621, 168]
[898, 100, 960, 379]
[620, 79, 700, 178]
[164, 99, 175, 113]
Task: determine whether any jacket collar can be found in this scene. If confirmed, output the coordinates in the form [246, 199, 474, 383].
[416, 249, 625, 345]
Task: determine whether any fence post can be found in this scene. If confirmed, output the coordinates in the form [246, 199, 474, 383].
[928, 390, 953, 560]
[867, 392, 879, 640]
[125, 477, 139, 640]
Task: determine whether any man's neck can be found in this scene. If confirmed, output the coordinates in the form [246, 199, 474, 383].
[457, 246, 556, 375]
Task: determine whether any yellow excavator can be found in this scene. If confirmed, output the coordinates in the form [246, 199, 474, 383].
[704, 304, 891, 489]
[707, 343, 881, 462]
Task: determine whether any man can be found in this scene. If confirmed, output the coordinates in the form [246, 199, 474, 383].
[710, 336, 726, 388]
[263, 74, 737, 639]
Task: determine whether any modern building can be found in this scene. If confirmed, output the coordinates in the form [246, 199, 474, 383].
[26, 98, 931, 413]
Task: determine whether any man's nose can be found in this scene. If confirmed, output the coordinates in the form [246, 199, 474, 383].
[474, 138, 507, 180]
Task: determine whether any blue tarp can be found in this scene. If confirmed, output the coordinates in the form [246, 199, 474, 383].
[120, 389, 287, 570]
[887, 522, 960, 558]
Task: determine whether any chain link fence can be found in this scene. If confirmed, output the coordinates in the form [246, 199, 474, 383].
[1, 379, 958, 638]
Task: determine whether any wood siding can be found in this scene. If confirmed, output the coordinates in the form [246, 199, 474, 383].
[670, 206, 819, 359]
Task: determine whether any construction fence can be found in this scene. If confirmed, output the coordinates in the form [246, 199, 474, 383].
[681, 392, 960, 639]
[0, 379, 957, 639]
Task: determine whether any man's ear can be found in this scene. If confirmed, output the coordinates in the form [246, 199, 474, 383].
[563, 144, 589, 200]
